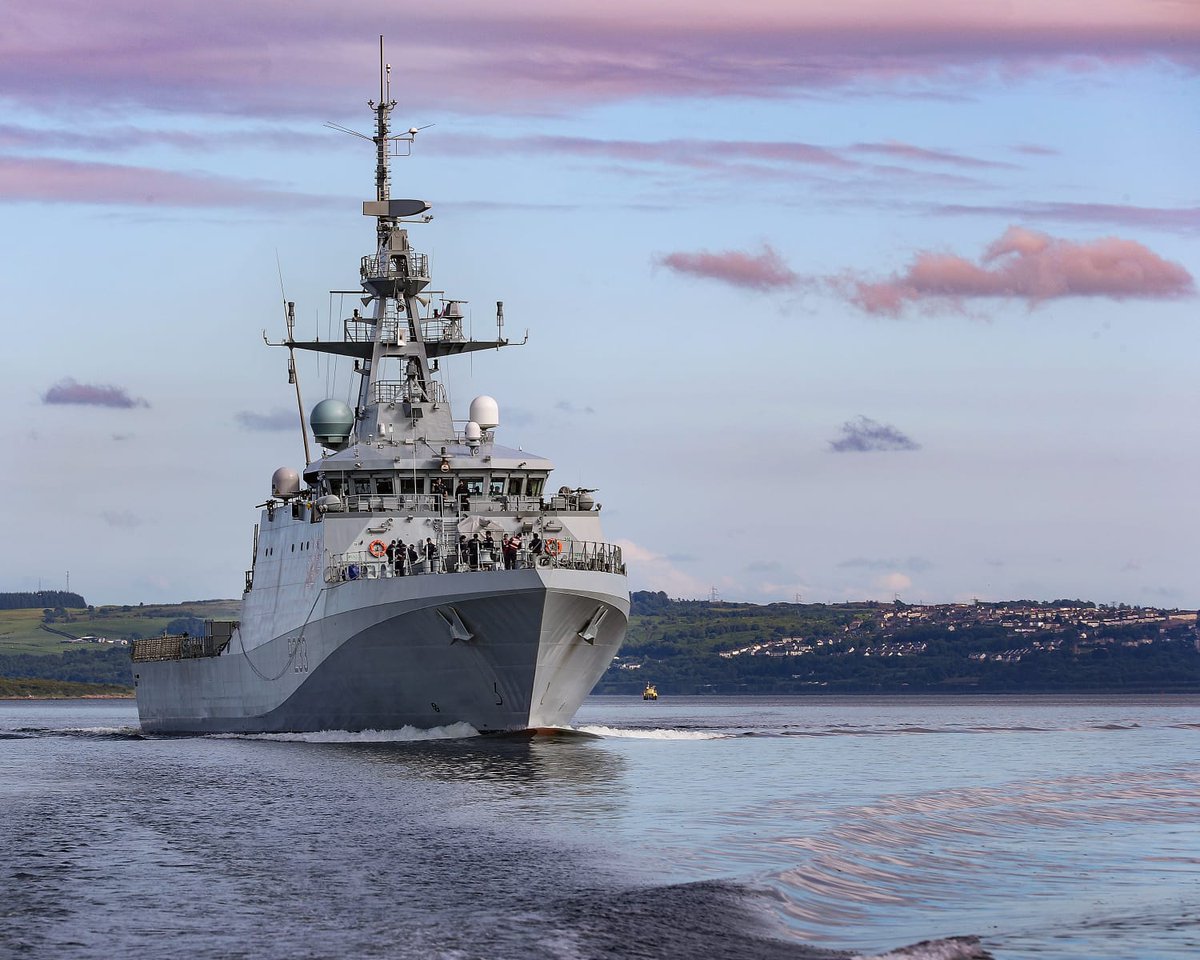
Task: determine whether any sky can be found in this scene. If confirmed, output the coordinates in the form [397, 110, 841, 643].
[2, 1, 1197, 607]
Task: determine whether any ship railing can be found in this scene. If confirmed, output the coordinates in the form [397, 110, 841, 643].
[372, 379, 448, 406]
[534, 538, 625, 574]
[420, 317, 466, 343]
[334, 493, 544, 515]
[323, 538, 625, 583]
[360, 252, 430, 282]
[345, 318, 404, 344]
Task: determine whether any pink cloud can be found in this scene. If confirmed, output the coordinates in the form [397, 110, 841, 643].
[0, 156, 335, 210]
[656, 245, 797, 291]
[0, 122, 325, 154]
[843, 226, 1195, 316]
[0, 2, 1195, 117]
[849, 141, 1017, 170]
[933, 202, 1200, 234]
[442, 134, 854, 169]
[42, 378, 148, 409]
[1012, 143, 1061, 157]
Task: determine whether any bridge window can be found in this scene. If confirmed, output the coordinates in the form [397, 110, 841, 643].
[507, 476, 524, 496]
[489, 475, 506, 496]
[528, 477, 545, 498]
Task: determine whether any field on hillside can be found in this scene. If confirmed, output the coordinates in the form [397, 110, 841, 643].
[0, 601, 241, 655]
[0, 676, 133, 698]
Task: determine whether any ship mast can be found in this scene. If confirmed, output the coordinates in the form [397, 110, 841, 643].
[373, 36, 392, 240]
[356, 35, 435, 444]
[270, 36, 517, 464]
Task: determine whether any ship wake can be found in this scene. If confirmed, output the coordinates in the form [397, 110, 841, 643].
[209, 721, 480, 743]
[575, 724, 729, 740]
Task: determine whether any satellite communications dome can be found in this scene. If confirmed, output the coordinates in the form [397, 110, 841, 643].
[310, 399, 354, 449]
[469, 395, 499, 431]
[272, 467, 300, 500]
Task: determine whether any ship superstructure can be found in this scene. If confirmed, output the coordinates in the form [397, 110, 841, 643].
[132, 43, 629, 734]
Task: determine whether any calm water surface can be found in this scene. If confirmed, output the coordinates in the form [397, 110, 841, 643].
[1, 695, 1197, 959]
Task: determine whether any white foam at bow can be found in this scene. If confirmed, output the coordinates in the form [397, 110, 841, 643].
[575, 725, 727, 740]
[213, 722, 480, 743]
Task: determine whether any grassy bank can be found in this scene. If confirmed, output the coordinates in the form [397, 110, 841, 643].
[0, 676, 133, 699]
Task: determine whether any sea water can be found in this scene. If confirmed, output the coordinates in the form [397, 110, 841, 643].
[1, 695, 1197, 959]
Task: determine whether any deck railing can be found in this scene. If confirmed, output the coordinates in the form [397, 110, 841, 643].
[360, 252, 430, 282]
[326, 493, 547, 515]
[421, 317, 466, 343]
[371, 379, 448, 406]
[324, 538, 624, 584]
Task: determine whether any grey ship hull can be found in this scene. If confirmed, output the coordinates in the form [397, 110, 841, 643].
[134, 568, 627, 735]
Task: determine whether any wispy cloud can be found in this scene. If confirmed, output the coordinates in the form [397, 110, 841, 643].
[0, 156, 336, 210]
[840, 226, 1195, 316]
[849, 141, 1017, 170]
[235, 409, 296, 432]
[555, 400, 596, 415]
[933, 202, 1200, 234]
[42, 378, 148, 409]
[439, 134, 854, 170]
[0, 122, 326, 154]
[436, 133, 1005, 192]
[616, 539, 708, 599]
[656, 244, 797, 291]
[839, 556, 934, 573]
[829, 416, 920, 453]
[945, 200, 1200, 234]
[1011, 143, 1060, 157]
[100, 510, 142, 529]
[1, 3, 1194, 117]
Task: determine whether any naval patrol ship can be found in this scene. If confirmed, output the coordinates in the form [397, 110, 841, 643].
[132, 47, 629, 734]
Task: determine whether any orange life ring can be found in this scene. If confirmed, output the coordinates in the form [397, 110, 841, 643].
[368, 539, 388, 558]
[545, 538, 561, 556]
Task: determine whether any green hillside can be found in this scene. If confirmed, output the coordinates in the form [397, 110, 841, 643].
[597, 592, 1200, 695]
[0, 600, 240, 656]
[0, 596, 239, 695]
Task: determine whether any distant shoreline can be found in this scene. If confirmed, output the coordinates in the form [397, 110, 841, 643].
[0, 693, 135, 701]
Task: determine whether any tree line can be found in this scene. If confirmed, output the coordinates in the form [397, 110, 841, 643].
[0, 591, 87, 611]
